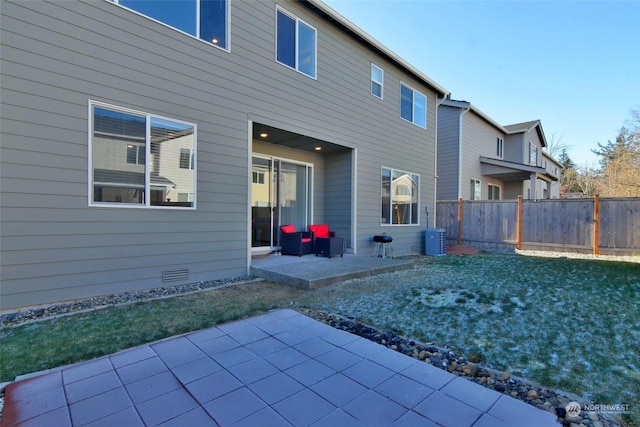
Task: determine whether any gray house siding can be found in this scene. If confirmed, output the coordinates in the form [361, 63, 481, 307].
[436, 105, 460, 200]
[522, 128, 546, 198]
[324, 151, 353, 248]
[1, 0, 445, 310]
[459, 111, 503, 200]
[504, 134, 524, 164]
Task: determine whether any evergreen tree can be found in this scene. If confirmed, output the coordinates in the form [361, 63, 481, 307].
[558, 148, 581, 196]
[591, 108, 640, 197]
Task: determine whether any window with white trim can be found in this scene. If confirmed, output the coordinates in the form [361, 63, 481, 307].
[529, 142, 538, 166]
[371, 64, 383, 98]
[112, 0, 229, 50]
[276, 7, 317, 78]
[90, 102, 196, 208]
[488, 184, 501, 200]
[470, 179, 481, 200]
[252, 171, 265, 184]
[381, 167, 420, 225]
[179, 148, 195, 170]
[400, 83, 426, 128]
[126, 143, 145, 165]
[496, 137, 504, 158]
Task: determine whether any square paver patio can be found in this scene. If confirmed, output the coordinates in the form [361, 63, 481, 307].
[1, 309, 559, 427]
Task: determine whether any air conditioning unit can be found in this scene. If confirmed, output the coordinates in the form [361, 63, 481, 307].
[425, 228, 446, 256]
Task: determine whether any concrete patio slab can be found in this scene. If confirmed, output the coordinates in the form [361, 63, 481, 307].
[250, 254, 413, 289]
[1, 309, 559, 426]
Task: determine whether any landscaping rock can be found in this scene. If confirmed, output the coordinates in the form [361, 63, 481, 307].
[0, 276, 256, 327]
[462, 363, 479, 377]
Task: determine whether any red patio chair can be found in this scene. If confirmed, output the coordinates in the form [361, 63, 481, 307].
[279, 224, 312, 256]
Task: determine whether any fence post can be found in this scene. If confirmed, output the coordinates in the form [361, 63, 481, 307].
[593, 194, 600, 255]
[516, 196, 523, 250]
[457, 198, 463, 246]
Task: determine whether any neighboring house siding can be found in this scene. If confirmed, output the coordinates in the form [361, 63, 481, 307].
[436, 105, 460, 200]
[542, 153, 561, 199]
[503, 182, 524, 199]
[459, 111, 502, 200]
[0, 0, 441, 309]
[504, 134, 524, 164]
[522, 128, 545, 198]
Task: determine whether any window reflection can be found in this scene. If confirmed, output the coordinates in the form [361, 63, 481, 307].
[91, 104, 196, 208]
[117, 0, 227, 49]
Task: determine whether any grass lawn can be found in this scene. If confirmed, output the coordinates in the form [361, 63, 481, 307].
[1, 254, 638, 424]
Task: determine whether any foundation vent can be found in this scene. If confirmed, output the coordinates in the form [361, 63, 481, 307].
[162, 269, 189, 282]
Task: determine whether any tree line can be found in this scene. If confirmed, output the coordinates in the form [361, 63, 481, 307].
[550, 107, 640, 198]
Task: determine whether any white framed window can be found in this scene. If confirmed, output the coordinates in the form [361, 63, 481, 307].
[371, 64, 383, 98]
[488, 184, 501, 200]
[276, 7, 317, 78]
[89, 101, 196, 209]
[126, 143, 145, 165]
[400, 83, 426, 128]
[470, 179, 481, 200]
[111, 0, 229, 50]
[381, 167, 420, 225]
[179, 148, 195, 170]
[529, 142, 538, 166]
[496, 137, 504, 158]
[252, 171, 265, 184]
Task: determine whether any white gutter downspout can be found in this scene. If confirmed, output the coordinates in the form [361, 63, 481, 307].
[434, 94, 449, 228]
[457, 105, 471, 199]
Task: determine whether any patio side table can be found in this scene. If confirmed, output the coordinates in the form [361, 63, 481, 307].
[315, 237, 344, 258]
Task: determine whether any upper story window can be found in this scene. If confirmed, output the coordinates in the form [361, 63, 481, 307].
[529, 142, 538, 166]
[276, 7, 317, 78]
[90, 101, 196, 209]
[381, 167, 420, 225]
[126, 143, 145, 165]
[180, 148, 195, 170]
[400, 83, 426, 128]
[496, 137, 504, 158]
[252, 171, 265, 184]
[371, 64, 384, 98]
[114, 0, 229, 50]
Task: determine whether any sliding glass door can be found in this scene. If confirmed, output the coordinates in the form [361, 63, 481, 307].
[251, 156, 312, 249]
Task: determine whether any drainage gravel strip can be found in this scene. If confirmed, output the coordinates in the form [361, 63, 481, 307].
[0, 276, 258, 328]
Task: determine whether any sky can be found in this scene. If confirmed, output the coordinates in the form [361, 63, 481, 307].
[323, 0, 640, 166]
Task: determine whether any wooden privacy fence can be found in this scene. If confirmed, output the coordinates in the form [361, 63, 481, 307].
[436, 196, 640, 255]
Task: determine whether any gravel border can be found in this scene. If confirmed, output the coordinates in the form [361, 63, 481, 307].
[515, 249, 640, 264]
[0, 276, 258, 328]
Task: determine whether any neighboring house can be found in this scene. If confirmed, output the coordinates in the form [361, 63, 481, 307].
[541, 151, 563, 199]
[437, 100, 560, 201]
[0, 0, 449, 310]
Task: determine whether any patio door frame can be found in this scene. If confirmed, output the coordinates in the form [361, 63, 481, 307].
[251, 154, 313, 252]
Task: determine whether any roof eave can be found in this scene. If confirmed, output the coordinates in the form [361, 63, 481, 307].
[442, 100, 507, 133]
[303, 0, 450, 98]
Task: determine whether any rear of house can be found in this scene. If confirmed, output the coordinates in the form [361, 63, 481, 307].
[0, 0, 448, 310]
